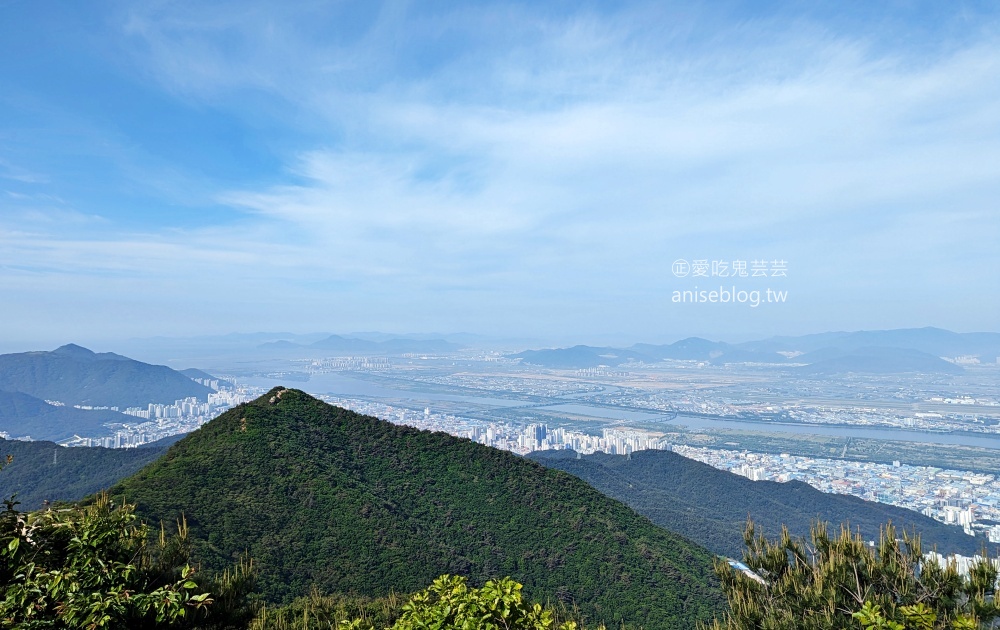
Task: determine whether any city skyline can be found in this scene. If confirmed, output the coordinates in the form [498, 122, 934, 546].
[2, 1, 999, 347]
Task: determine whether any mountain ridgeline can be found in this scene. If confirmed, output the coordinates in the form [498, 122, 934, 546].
[529, 449, 991, 559]
[0, 435, 180, 510]
[0, 344, 212, 407]
[110, 388, 724, 629]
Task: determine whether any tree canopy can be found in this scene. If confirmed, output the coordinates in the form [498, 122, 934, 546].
[0, 456, 255, 630]
[705, 520, 1000, 630]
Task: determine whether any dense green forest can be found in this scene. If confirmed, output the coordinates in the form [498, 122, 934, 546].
[705, 521, 999, 629]
[0, 490, 256, 628]
[111, 388, 724, 630]
[529, 449, 988, 558]
[0, 390, 133, 441]
[0, 435, 178, 510]
[6, 387, 996, 629]
[250, 576, 586, 630]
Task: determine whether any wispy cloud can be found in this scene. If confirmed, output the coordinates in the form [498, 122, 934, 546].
[0, 158, 48, 184]
[2, 1, 999, 340]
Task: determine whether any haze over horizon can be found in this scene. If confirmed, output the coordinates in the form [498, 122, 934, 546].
[2, 1, 999, 347]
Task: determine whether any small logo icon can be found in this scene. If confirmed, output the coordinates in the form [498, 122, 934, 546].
[672, 259, 690, 278]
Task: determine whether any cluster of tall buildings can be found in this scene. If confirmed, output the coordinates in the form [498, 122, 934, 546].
[466, 423, 665, 455]
[309, 357, 391, 371]
[59, 432, 153, 449]
[60, 388, 255, 449]
[122, 397, 212, 420]
[319, 396, 667, 456]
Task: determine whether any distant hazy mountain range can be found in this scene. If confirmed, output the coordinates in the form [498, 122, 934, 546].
[513, 327, 999, 373]
[529, 449, 989, 558]
[107, 331, 500, 364]
[510, 345, 649, 369]
[0, 344, 213, 407]
[105, 326, 1000, 371]
[0, 344, 214, 441]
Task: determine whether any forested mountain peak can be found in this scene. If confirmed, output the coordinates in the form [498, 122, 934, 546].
[111, 388, 724, 629]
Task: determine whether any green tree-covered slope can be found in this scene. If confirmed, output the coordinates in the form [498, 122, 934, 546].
[111, 388, 724, 629]
[706, 521, 999, 629]
[529, 450, 988, 559]
[0, 435, 178, 510]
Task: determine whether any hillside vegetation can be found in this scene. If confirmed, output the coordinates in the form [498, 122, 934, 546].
[0, 435, 177, 510]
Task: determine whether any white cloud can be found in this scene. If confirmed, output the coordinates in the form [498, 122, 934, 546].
[0, 158, 48, 184]
[4, 1, 999, 338]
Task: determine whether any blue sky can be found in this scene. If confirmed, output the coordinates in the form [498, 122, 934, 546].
[1, 0, 998, 348]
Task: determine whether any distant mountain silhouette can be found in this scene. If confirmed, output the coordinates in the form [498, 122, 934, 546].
[631, 337, 731, 360]
[311, 335, 460, 353]
[509, 327, 998, 371]
[256, 335, 461, 354]
[741, 327, 1000, 359]
[794, 347, 964, 375]
[51, 343, 132, 361]
[0, 344, 212, 407]
[515, 339, 786, 368]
